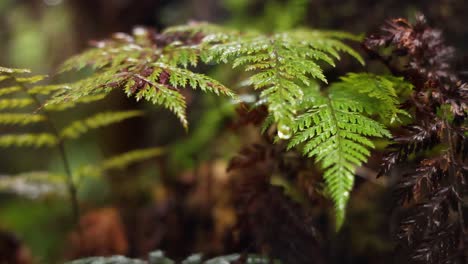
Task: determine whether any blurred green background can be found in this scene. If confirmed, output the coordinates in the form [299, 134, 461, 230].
[0, 0, 466, 263]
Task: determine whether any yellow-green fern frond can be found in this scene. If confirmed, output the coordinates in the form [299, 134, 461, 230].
[28, 84, 70, 95]
[0, 98, 33, 110]
[0, 172, 65, 198]
[45, 94, 108, 111]
[0, 113, 46, 126]
[15, 75, 48, 84]
[0, 86, 21, 97]
[75, 147, 165, 179]
[0, 67, 31, 74]
[0, 133, 58, 148]
[60, 110, 144, 139]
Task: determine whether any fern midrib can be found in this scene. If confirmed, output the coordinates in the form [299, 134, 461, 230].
[270, 36, 290, 124]
[9, 74, 81, 228]
[326, 95, 348, 211]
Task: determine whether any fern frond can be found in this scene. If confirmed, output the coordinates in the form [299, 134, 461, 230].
[47, 75, 115, 106]
[175, 24, 364, 134]
[0, 133, 58, 148]
[27, 84, 69, 95]
[45, 94, 108, 111]
[0, 67, 31, 74]
[100, 147, 164, 170]
[14, 75, 48, 84]
[0, 171, 65, 198]
[53, 27, 236, 128]
[0, 113, 45, 125]
[0, 86, 21, 97]
[289, 85, 392, 229]
[127, 76, 189, 128]
[289, 30, 365, 64]
[60, 110, 143, 139]
[74, 147, 164, 178]
[162, 45, 200, 67]
[329, 73, 411, 123]
[158, 62, 234, 96]
[0, 98, 33, 110]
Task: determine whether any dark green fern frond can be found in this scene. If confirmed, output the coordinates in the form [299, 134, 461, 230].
[60, 110, 143, 139]
[289, 80, 393, 229]
[0, 133, 58, 148]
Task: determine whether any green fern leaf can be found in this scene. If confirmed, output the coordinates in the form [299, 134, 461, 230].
[0, 133, 58, 148]
[54, 27, 236, 129]
[0, 171, 65, 198]
[289, 84, 392, 229]
[329, 73, 411, 123]
[0, 98, 33, 110]
[0, 67, 31, 74]
[60, 110, 143, 139]
[45, 94, 108, 111]
[172, 23, 364, 135]
[74, 147, 165, 179]
[129, 78, 189, 128]
[0, 113, 45, 125]
[28, 84, 70, 95]
[101, 147, 165, 170]
[15, 75, 48, 84]
[0, 86, 21, 97]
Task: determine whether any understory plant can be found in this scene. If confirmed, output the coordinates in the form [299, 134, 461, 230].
[0, 15, 465, 264]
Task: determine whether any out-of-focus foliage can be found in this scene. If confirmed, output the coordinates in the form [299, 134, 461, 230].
[223, 0, 309, 31]
[68, 250, 277, 264]
[0, 67, 164, 202]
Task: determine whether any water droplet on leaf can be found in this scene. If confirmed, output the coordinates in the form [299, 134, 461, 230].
[277, 124, 292, 139]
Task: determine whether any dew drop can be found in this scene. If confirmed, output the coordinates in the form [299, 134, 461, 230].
[277, 123, 292, 139]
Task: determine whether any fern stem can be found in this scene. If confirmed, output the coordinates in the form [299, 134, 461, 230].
[12, 77, 81, 228]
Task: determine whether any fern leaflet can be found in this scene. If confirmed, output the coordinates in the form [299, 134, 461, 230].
[74, 147, 165, 179]
[0, 113, 46, 125]
[0, 133, 58, 148]
[0, 98, 34, 110]
[60, 110, 144, 139]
